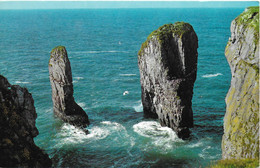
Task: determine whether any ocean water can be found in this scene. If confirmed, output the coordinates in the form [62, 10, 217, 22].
[0, 8, 244, 167]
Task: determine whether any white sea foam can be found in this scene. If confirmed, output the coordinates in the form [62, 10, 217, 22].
[101, 121, 127, 132]
[202, 73, 223, 78]
[119, 74, 137, 77]
[15, 81, 30, 84]
[133, 102, 143, 112]
[56, 121, 131, 147]
[100, 121, 135, 148]
[55, 124, 110, 147]
[187, 141, 204, 148]
[133, 121, 183, 152]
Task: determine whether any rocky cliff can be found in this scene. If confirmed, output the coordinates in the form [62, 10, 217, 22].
[49, 46, 89, 129]
[222, 6, 259, 159]
[0, 75, 52, 167]
[138, 22, 198, 139]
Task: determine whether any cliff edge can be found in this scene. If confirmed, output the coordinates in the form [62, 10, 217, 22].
[0, 75, 52, 167]
[222, 6, 259, 159]
[138, 22, 198, 139]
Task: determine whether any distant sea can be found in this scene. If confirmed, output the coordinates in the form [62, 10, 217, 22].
[0, 8, 245, 167]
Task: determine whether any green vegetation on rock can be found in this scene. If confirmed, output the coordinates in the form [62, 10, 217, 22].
[138, 22, 194, 56]
[50, 46, 66, 59]
[235, 6, 259, 44]
[51, 46, 66, 53]
[210, 158, 259, 168]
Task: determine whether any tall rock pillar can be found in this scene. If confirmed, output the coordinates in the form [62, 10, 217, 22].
[49, 46, 89, 128]
[138, 22, 198, 139]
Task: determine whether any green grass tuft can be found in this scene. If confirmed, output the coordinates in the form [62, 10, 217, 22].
[235, 6, 259, 45]
[138, 22, 194, 56]
[51, 46, 66, 53]
[50, 46, 66, 59]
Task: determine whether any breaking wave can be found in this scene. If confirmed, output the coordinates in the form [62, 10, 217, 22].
[133, 121, 183, 153]
[133, 101, 143, 112]
[55, 121, 133, 148]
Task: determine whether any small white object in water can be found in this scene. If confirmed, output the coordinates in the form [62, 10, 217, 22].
[119, 41, 121, 45]
[123, 91, 129, 95]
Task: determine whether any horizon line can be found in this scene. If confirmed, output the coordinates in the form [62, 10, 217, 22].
[0, 1, 258, 10]
[0, 6, 257, 9]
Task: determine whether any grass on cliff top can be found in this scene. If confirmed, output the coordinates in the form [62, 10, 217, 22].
[138, 22, 194, 56]
[210, 158, 259, 168]
[50, 46, 66, 59]
[235, 6, 259, 43]
[51, 46, 66, 54]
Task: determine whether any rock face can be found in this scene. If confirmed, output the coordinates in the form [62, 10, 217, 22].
[0, 75, 52, 167]
[222, 7, 259, 159]
[138, 22, 198, 139]
[49, 46, 89, 128]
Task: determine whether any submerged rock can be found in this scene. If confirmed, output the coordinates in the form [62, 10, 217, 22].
[138, 22, 198, 139]
[222, 7, 259, 159]
[0, 75, 52, 167]
[49, 46, 89, 128]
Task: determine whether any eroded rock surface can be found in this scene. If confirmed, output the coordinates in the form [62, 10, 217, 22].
[138, 22, 198, 139]
[222, 7, 259, 159]
[0, 75, 52, 167]
[49, 46, 89, 128]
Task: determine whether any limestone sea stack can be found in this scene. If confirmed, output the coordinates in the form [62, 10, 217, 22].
[222, 7, 259, 159]
[49, 46, 89, 128]
[138, 22, 198, 139]
[0, 75, 52, 167]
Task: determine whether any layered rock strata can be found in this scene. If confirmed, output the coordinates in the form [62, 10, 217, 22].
[222, 7, 259, 159]
[0, 75, 52, 167]
[138, 22, 198, 139]
[49, 46, 89, 128]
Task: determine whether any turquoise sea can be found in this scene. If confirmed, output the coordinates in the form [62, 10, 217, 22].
[0, 8, 247, 167]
